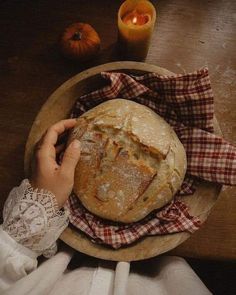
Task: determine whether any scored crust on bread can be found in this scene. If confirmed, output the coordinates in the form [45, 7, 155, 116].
[69, 99, 187, 223]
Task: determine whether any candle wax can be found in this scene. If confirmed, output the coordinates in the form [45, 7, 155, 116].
[118, 0, 156, 60]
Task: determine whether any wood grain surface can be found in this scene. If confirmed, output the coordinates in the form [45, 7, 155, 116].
[0, 0, 235, 260]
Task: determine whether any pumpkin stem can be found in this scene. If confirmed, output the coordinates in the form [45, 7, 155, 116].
[72, 32, 82, 41]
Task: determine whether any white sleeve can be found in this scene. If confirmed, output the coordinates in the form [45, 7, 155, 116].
[2, 250, 73, 295]
[0, 226, 37, 292]
[2, 179, 69, 257]
[0, 179, 70, 292]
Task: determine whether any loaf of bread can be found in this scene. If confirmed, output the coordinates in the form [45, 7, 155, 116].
[68, 99, 187, 223]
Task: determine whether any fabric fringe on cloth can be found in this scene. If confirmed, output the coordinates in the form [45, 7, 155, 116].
[64, 68, 236, 249]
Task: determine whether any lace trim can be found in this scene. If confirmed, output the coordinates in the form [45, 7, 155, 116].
[3, 179, 69, 257]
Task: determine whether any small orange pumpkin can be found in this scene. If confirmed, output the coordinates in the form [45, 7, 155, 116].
[60, 22, 101, 61]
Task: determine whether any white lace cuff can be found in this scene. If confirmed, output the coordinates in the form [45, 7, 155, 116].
[2, 179, 69, 258]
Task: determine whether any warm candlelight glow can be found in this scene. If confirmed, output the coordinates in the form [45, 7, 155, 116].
[122, 10, 150, 26]
[118, 0, 156, 60]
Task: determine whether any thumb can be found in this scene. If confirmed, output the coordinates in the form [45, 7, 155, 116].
[61, 139, 81, 177]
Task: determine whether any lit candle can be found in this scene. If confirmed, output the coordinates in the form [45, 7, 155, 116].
[118, 0, 156, 60]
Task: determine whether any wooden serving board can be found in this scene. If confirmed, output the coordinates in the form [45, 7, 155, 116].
[24, 62, 221, 261]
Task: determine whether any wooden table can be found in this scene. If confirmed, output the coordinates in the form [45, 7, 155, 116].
[0, 0, 235, 260]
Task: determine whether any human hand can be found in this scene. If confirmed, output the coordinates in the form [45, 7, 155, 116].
[30, 119, 81, 208]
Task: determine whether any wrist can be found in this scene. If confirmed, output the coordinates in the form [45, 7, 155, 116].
[29, 179, 69, 209]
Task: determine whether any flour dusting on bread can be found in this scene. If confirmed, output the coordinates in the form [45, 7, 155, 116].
[69, 99, 187, 223]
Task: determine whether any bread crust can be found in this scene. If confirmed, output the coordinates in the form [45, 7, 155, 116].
[69, 99, 187, 223]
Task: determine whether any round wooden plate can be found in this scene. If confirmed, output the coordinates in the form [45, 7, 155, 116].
[24, 61, 221, 261]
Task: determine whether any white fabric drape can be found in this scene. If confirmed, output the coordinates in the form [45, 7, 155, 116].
[0, 181, 212, 295]
[0, 232, 212, 295]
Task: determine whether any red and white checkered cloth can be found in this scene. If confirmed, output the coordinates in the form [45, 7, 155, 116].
[65, 68, 236, 249]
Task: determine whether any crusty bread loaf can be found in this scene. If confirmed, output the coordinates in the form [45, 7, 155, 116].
[69, 99, 187, 223]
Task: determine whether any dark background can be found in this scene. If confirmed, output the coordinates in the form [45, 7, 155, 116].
[0, 1, 235, 294]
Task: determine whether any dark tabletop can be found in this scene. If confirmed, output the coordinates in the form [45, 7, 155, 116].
[0, 0, 235, 260]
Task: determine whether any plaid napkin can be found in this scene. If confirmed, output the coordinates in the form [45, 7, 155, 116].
[65, 68, 236, 249]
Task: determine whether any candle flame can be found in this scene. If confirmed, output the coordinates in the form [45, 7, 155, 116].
[132, 16, 137, 24]
[122, 11, 150, 26]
